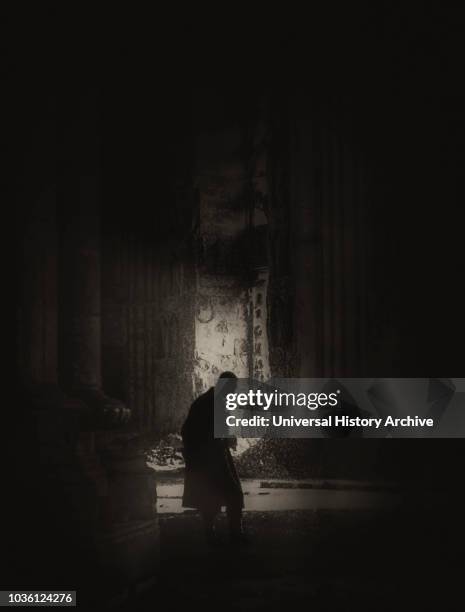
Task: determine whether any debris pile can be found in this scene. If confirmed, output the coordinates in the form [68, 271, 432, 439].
[146, 434, 184, 472]
[236, 439, 321, 479]
[147, 435, 324, 479]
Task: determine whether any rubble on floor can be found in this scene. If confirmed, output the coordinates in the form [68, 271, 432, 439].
[235, 439, 310, 479]
[146, 434, 184, 472]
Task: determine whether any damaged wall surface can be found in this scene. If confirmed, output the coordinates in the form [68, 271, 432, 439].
[192, 92, 271, 392]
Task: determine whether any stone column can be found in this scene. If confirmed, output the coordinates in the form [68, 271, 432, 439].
[17, 97, 58, 390]
[290, 110, 325, 378]
[15, 96, 86, 431]
[18, 191, 58, 388]
[59, 90, 130, 428]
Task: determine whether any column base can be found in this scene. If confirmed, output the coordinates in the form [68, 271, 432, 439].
[73, 387, 131, 429]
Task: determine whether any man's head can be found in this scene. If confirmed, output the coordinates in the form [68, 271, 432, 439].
[218, 371, 238, 395]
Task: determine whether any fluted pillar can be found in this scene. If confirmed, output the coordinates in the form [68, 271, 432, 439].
[59, 90, 130, 428]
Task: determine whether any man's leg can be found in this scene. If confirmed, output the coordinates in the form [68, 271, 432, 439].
[226, 499, 245, 542]
[201, 509, 218, 545]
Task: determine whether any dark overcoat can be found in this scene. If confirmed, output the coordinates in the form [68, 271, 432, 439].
[181, 387, 244, 513]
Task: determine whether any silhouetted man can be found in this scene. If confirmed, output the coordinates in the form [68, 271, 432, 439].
[181, 372, 245, 544]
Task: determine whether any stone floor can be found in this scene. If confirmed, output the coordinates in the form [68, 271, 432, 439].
[156, 478, 401, 514]
[116, 497, 462, 611]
